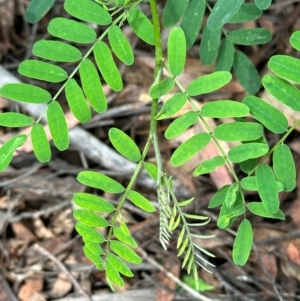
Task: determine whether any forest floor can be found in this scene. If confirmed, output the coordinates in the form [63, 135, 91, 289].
[1, 1, 300, 301]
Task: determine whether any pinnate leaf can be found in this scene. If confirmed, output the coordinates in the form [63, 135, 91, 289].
[0, 112, 34, 127]
[31, 124, 51, 163]
[110, 240, 142, 264]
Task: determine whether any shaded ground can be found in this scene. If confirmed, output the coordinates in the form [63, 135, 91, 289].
[1, 0, 300, 300]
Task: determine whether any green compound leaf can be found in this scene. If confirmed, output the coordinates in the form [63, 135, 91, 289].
[25, 0, 56, 24]
[233, 51, 260, 94]
[79, 59, 107, 113]
[228, 143, 269, 163]
[47, 101, 69, 151]
[107, 253, 134, 277]
[247, 202, 285, 220]
[256, 164, 280, 214]
[0, 83, 51, 104]
[273, 144, 296, 192]
[201, 100, 249, 118]
[207, 0, 244, 31]
[64, 0, 112, 25]
[83, 245, 103, 264]
[108, 128, 141, 162]
[214, 122, 263, 141]
[165, 111, 198, 139]
[262, 74, 300, 111]
[94, 41, 123, 92]
[208, 185, 230, 208]
[127, 190, 156, 212]
[113, 227, 138, 248]
[77, 171, 125, 193]
[18, 60, 67, 83]
[232, 219, 253, 266]
[73, 209, 109, 227]
[0, 112, 34, 127]
[162, 0, 189, 28]
[180, 0, 206, 49]
[228, 28, 272, 46]
[65, 79, 91, 123]
[243, 95, 288, 134]
[229, 3, 263, 23]
[200, 25, 221, 65]
[108, 25, 134, 66]
[268, 55, 300, 85]
[290, 31, 300, 51]
[33, 40, 82, 62]
[168, 27, 186, 76]
[106, 260, 124, 287]
[73, 193, 115, 213]
[31, 124, 51, 163]
[156, 93, 188, 120]
[84, 239, 103, 255]
[75, 222, 105, 243]
[215, 39, 234, 72]
[255, 0, 272, 10]
[48, 18, 96, 44]
[0, 135, 27, 172]
[127, 8, 154, 45]
[187, 71, 231, 96]
[224, 183, 239, 208]
[149, 78, 175, 99]
[193, 156, 225, 176]
[170, 133, 211, 166]
[110, 240, 142, 264]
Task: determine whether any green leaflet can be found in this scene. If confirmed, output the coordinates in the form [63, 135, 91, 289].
[143, 162, 158, 181]
[120, 221, 131, 236]
[110, 240, 142, 264]
[108, 25, 134, 66]
[108, 128, 141, 162]
[170, 133, 211, 166]
[290, 31, 300, 51]
[165, 111, 198, 139]
[180, 0, 205, 49]
[127, 8, 154, 45]
[239, 158, 257, 174]
[25, 0, 56, 23]
[33, 40, 82, 62]
[273, 144, 296, 192]
[262, 74, 300, 111]
[64, 0, 112, 25]
[77, 171, 125, 193]
[224, 183, 239, 208]
[127, 190, 156, 212]
[255, 0, 271, 10]
[83, 245, 103, 264]
[0, 135, 27, 172]
[47, 101, 69, 151]
[168, 27, 186, 76]
[156, 93, 188, 120]
[73, 209, 109, 227]
[0, 112, 34, 127]
[228, 143, 269, 163]
[94, 41, 123, 92]
[243, 95, 288, 134]
[241, 176, 284, 192]
[268, 55, 300, 85]
[214, 122, 263, 141]
[229, 3, 262, 23]
[48, 18, 96, 44]
[31, 124, 51, 163]
[199, 25, 221, 65]
[75, 222, 105, 243]
[149, 78, 175, 99]
[187, 71, 232, 96]
[106, 260, 124, 287]
[201, 100, 249, 118]
[107, 253, 134, 277]
[232, 219, 253, 266]
[113, 227, 138, 248]
[65, 79, 91, 123]
[79, 59, 107, 113]
[84, 239, 103, 255]
[247, 202, 285, 220]
[0, 83, 51, 104]
[228, 28, 272, 46]
[73, 193, 115, 213]
[162, 0, 189, 28]
[233, 51, 260, 94]
[256, 164, 280, 214]
[207, 0, 244, 31]
[215, 39, 234, 72]
[193, 156, 225, 176]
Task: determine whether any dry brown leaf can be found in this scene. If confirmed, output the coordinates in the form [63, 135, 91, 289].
[11, 222, 36, 241]
[259, 253, 277, 281]
[48, 272, 72, 299]
[28, 291, 47, 301]
[286, 239, 300, 265]
[18, 275, 44, 301]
